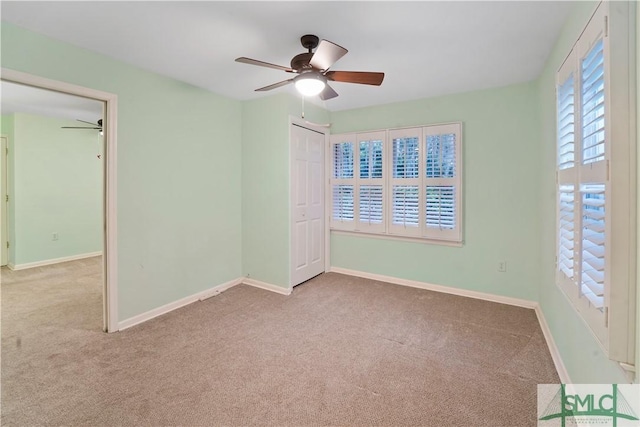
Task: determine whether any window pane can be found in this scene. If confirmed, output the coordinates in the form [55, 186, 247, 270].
[359, 185, 383, 224]
[359, 139, 383, 179]
[332, 185, 354, 221]
[581, 38, 605, 164]
[426, 134, 456, 178]
[557, 76, 575, 170]
[581, 184, 605, 310]
[558, 185, 575, 279]
[426, 186, 455, 229]
[392, 137, 419, 178]
[333, 142, 354, 178]
[392, 185, 419, 227]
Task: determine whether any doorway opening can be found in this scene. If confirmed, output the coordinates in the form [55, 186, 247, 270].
[0, 69, 118, 332]
[1, 135, 7, 267]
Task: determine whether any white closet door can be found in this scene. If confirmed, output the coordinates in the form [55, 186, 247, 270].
[291, 124, 325, 286]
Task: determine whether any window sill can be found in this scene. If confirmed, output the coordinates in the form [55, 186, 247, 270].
[330, 229, 464, 247]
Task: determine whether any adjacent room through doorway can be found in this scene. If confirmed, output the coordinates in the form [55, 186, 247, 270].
[0, 80, 106, 332]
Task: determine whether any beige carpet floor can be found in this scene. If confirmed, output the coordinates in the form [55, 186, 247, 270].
[1, 258, 559, 426]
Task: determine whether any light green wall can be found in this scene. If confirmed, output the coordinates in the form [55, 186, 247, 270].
[241, 93, 329, 288]
[636, 0, 640, 377]
[241, 94, 290, 287]
[329, 82, 541, 301]
[285, 95, 331, 126]
[536, 1, 629, 383]
[1, 23, 243, 321]
[11, 113, 102, 265]
[1, 114, 15, 265]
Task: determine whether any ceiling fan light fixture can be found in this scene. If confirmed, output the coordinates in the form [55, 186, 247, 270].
[294, 73, 326, 97]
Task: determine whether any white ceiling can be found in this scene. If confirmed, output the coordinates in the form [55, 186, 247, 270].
[1, 81, 103, 123]
[1, 1, 574, 112]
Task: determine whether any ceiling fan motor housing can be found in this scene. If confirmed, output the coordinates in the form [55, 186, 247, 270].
[291, 52, 314, 71]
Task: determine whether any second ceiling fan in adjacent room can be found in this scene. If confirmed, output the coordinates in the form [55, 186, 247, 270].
[61, 119, 103, 135]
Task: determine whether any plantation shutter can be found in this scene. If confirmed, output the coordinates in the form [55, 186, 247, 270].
[556, 49, 578, 293]
[558, 185, 575, 281]
[329, 123, 464, 245]
[388, 128, 421, 236]
[557, 76, 576, 171]
[581, 38, 605, 165]
[423, 123, 462, 241]
[330, 136, 355, 230]
[356, 132, 385, 232]
[554, 2, 637, 364]
[575, 13, 608, 342]
[581, 184, 605, 309]
[555, 3, 609, 349]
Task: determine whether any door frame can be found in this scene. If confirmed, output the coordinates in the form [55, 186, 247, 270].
[289, 116, 330, 289]
[1, 68, 119, 333]
[1, 136, 7, 267]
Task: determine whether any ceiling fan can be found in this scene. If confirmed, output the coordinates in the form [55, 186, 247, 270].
[235, 34, 384, 100]
[61, 119, 103, 133]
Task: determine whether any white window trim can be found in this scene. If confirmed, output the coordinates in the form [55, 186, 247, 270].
[331, 229, 463, 248]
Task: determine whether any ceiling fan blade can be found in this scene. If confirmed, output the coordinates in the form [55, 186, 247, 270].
[319, 84, 338, 101]
[61, 126, 102, 129]
[76, 119, 100, 126]
[236, 57, 294, 72]
[325, 71, 385, 86]
[309, 40, 348, 71]
[255, 79, 294, 92]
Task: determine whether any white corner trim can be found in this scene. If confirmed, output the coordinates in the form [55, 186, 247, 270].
[9, 252, 103, 270]
[117, 277, 243, 331]
[242, 278, 292, 295]
[534, 304, 572, 384]
[117, 276, 292, 331]
[330, 266, 537, 309]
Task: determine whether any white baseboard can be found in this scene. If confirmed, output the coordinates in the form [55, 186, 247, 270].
[118, 277, 243, 331]
[534, 304, 572, 383]
[9, 251, 103, 270]
[330, 266, 537, 309]
[117, 276, 292, 331]
[242, 278, 292, 295]
[330, 266, 571, 383]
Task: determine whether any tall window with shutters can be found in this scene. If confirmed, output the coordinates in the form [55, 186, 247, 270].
[389, 129, 421, 236]
[330, 123, 462, 244]
[424, 124, 460, 241]
[358, 133, 385, 232]
[331, 137, 355, 230]
[555, 1, 635, 366]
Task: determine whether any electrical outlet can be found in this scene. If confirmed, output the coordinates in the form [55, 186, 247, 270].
[498, 261, 507, 272]
[52, 232, 59, 241]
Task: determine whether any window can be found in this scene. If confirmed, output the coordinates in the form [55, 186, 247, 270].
[331, 138, 355, 227]
[555, 2, 635, 365]
[358, 133, 385, 232]
[330, 123, 462, 244]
